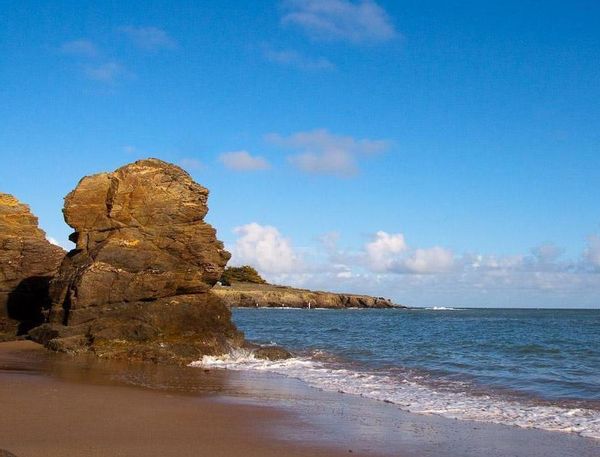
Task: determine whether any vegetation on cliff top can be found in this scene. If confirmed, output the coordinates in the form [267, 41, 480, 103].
[220, 266, 266, 286]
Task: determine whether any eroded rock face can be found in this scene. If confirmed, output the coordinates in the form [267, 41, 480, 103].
[30, 159, 241, 363]
[0, 194, 65, 340]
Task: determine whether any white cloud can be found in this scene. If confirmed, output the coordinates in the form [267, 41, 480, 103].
[365, 231, 454, 274]
[365, 231, 407, 271]
[401, 247, 455, 274]
[267, 129, 389, 176]
[230, 223, 299, 273]
[179, 158, 204, 171]
[584, 235, 600, 269]
[84, 61, 130, 83]
[59, 39, 98, 57]
[46, 236, 71, 251]
[223, 224, 600, 307]
[119, 26, 177, 51]
[466, 253, 525, 271]
[219, 151, 270, 171]
[281, 0, 396, 43]
[263, 46, 335, 70]
[531, 243, 564, 264]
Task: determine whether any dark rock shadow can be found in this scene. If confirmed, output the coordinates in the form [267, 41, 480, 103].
[6, 276, 53, 335]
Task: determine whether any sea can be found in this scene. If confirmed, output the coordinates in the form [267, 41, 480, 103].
[195, 307, 600, 439]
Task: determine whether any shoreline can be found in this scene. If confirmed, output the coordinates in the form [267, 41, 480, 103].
[1, 341, 599, 457]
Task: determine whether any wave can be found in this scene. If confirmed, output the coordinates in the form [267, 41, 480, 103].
[192, 350, 600, 440]
[423, 306, 463, 311]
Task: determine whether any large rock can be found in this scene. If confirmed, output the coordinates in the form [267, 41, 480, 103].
[0, 194, 65, 341]
[30, 159, 242, 364]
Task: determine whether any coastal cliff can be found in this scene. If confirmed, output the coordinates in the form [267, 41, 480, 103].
[29, 159, 243, 364]
[0, 194, 65, 341]
[214, 282, 405, 309]
[2, 160, 403, 364]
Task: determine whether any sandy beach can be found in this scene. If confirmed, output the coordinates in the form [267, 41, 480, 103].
[0, 341, 369, 457]
[1, 340, 599, 457]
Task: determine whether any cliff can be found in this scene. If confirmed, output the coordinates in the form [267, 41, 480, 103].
[0, 193, 65, 341]
[29, 159, 243, 364]
[214, 282, 406, 309]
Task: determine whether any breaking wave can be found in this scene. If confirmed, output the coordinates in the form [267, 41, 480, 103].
[192, 349, 600, 440]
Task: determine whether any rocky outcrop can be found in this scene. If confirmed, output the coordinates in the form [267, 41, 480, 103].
[0, 194, 65, 341]
[29, 159, 242, 364]
[214, 282, 405, 309]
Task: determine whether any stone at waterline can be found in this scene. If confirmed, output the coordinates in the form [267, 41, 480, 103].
[253, 346, 293, 361]
[0, 193, 65, 341]
[29, 158, 243, 364]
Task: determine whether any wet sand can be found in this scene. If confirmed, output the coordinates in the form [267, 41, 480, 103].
[1, 341, 599, 457]
[0, 341, 372, 457]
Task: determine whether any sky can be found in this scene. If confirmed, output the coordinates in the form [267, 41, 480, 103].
[1, 0, 599, 308]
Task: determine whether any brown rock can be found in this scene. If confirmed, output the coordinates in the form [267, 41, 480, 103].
[31, 159, 242, 364]
[214, 282, 405, 309]
[253, 346, 292, 361]
[0, 193, 65, 340]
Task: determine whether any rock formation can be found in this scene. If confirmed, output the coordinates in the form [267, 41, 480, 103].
[0, 193, 65, 341]
[214, 282, 404, 309]
[30, 159, 242, 364]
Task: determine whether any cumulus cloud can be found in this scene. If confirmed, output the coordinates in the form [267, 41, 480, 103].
[224, 223, 600, 306]
[267, 129, 389, 176]
[59, 39, 98, 57]
[401, 247, 455, 274]
[230, 223, 299, 273]
[281, 0, 396, 43]
[84, 61, 130, 83]
[365, 231, 454, 274]
[119, 26, 177, 51]
[263, 46, 335, 70]
[365, 231, 407, 271]
[219, 151, 270, 171]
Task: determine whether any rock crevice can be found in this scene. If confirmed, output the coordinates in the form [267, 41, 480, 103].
[0, 193, 65, 340]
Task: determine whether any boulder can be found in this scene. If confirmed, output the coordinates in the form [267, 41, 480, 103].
[30, 159, 242, 364]
[0, 193, 65, 340]
[253, 346, 292, 361]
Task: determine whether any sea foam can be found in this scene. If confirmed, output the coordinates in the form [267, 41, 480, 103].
[192, 350, 600, 440]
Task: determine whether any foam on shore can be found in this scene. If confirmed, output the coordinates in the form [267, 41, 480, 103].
[192, 350, 600, 440]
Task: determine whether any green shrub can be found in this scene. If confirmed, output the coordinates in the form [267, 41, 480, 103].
[220, 265, 266, 285]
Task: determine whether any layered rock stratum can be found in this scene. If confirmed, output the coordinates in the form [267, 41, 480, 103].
[0, 194, 65, 341]
[214, 282, 404, 309]
[30, 159, 242, 364]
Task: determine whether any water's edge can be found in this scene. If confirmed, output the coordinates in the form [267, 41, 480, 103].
[195, 308, 600, 440]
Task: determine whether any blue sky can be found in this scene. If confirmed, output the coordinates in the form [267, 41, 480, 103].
[1, 1, 599, 307]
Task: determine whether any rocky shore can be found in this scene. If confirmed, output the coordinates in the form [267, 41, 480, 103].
[0, 158, 402, 365]
[214, 282, 405, 309]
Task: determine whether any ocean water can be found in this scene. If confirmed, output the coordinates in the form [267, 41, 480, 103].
[195, 308, 600, 439]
